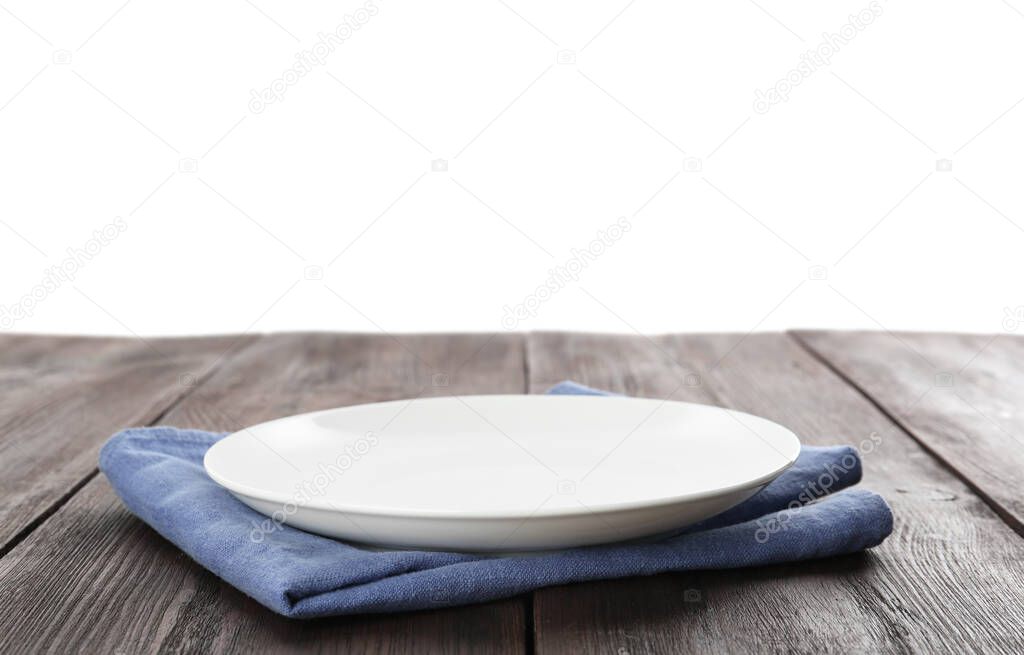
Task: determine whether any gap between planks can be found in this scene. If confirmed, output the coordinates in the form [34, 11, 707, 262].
[0, 335, 265, 560]
[789, 330, 1024, 540]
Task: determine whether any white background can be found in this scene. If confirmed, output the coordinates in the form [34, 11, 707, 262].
[2, 0, 1023, 336]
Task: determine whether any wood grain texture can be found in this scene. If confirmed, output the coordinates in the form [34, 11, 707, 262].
[527, 332, 1024, 654]
[0, 332, 528, 655]
[0, 333, 252, 554]
[794, 330, 1024, 537]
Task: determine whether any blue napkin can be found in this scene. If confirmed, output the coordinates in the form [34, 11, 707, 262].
[99, 381, 893, 618]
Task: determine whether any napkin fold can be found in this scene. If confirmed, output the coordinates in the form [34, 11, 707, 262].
[99, 382, 893, 618]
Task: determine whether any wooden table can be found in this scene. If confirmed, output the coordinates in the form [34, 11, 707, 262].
[1, 331, 1023, 654]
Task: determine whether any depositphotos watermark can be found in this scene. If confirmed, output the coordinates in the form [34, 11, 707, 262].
[501, 216, 632, 329]
[753, 431, 882, 543]
[1, 217, 128, 330]
[1002, 305, 1024, 332]
[753, 1, 884, 114]
[248, 1, 380, 114]
[249, 431, 379, 543]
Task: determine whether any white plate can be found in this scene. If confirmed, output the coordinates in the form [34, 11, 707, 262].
[204, 395, 800, 551]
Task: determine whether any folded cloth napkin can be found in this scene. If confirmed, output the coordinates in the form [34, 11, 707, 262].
[100, 381, 893, 618]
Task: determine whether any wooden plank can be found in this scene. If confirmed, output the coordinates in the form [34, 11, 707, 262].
[0, 333, 253, 555]
[794, 330, 1024, 537]
[0, 333, 528, 655]
[527, 332, 1024, 654]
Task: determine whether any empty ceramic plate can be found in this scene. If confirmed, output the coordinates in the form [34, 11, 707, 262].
[204, 394, 801, 551]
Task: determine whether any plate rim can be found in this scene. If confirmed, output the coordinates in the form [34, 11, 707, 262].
[203, 394, 801, 520]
